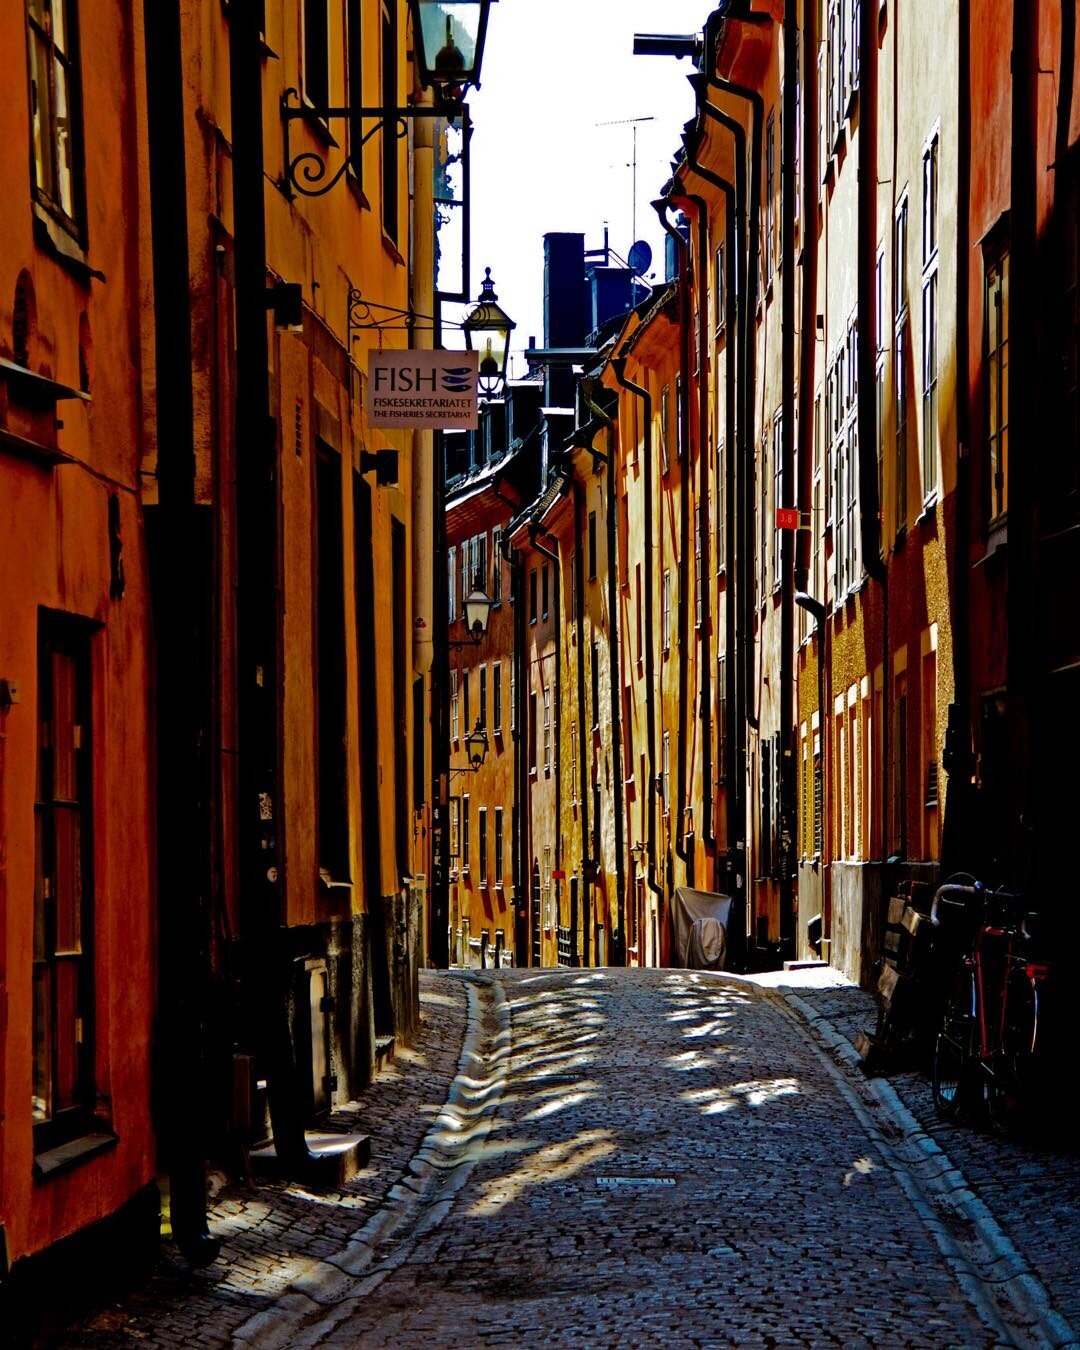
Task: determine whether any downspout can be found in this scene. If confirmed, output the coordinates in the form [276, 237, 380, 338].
[572, 478, 590, 959]
[229, 2, 318, 1178]
[579, 387, 626, 965]
[683, 128, 746, 918]
[857, 0, 886, 588]
[143, 0, 218, 1265]
[612, 359, 665, 916]
[504, 538, 529, 965]
[778, 0, 798, 956]
[683, 193, 717, 867]
[796, 0, 823, 941]
[698, 61, 764, 734]
[660, 206, 693, 871]
[529, 524, 563, 894]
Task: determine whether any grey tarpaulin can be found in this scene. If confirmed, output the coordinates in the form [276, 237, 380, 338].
[671, 888, 734, 970]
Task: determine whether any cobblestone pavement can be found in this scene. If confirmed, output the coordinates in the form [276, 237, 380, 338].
[62, 966, 1080, 1349]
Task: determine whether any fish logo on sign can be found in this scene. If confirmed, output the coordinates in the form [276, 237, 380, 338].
[441, 366, 475, 393]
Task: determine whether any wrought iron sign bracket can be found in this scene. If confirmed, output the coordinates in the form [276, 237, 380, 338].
[280, 89, 470, 201]
[347, 289, 471, 351]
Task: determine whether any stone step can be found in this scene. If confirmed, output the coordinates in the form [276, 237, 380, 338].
[249, 1129, 371, 1188]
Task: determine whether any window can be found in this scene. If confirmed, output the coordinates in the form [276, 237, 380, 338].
[463, 669, 470, 735]
[591, 641, 600, 730]
[494, 808, 503, 884]
[479, 664, 487, 730]
[812, 392, 824, 612]
[34, 614, 96, 1146]
[381, 0, 399, 241]
[716, 438, 726, 570]
[921, 134, 940, 501]
[695, 502, 703, 628]
[716, 653, 728, 781]
[588, 510, 598, 578]
[662, 731, 671, 814]
[766, 110, 776, 283]
[635, 563, 643, 663]
[985, 252, 1009, 522]
[662, 570, 672, 653]
[461, 545, 469, 617]
[27, 0, 83, 232]
[476, 533, 488, 595]
[772, 410, 783, 591]
[543, 685, 551, 771]
[492, 661, 502, 732]
[448, 546, 457, 621]
[449, 795, 461, 860]
[491, 526, 502, 601]
[462, 793, 470, 869]
[541, 562, 549, 619]
[675, 376, 684, 463]
[660, 386, 670, 474]
[304, 0, 330, 107]
[876, 248, 886, 554]
[922, 268, 939, 500]
[478, 808, 488, 884]
[570, 722, 578, 803]
[529, 567, 537, 623]
[892, 668, 908, 856]
[715, 244, 726, 330]
[759, 432, 768, 603]
[510, 661, 516, 734]
[450, 668, 459, 741]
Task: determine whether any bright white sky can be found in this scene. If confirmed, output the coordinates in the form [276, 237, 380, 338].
[444, 0, 712, 377]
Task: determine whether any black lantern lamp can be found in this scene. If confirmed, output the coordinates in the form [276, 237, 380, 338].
[409, 0, 497, 103]
[463, 268, 516, 398]
[465, 719, 489, 768]
[463, 579, 493, 641]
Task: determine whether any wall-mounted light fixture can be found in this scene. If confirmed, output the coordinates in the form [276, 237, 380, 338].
[462, 268, 516, 398]
[449, 577, 493, 647]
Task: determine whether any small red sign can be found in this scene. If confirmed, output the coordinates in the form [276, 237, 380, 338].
[776, 507, 800, 530]
[552, 869, 566, 880]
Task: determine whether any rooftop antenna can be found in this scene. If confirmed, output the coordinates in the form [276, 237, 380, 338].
[595, 115, 655, 250]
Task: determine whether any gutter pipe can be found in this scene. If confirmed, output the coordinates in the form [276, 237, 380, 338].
[578, 380, 626, 964]
[572, 477, 590, 963]
[611, 358, 666, 923]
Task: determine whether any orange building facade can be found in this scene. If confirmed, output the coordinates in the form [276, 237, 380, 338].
[0, 0, 159, 1311]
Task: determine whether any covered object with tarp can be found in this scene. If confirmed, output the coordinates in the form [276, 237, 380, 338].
[671, 888, 734, 969]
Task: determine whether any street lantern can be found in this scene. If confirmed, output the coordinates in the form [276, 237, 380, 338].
[463, 268, 516, 398]
[409, 0, 497, 103]
[463, 580, 493, 641]
[465, 719, 489, 768]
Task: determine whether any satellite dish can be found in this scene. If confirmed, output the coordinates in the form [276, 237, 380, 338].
[627, 240, 653, 277]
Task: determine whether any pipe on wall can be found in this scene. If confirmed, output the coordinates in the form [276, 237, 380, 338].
[611, 359, 666, 923]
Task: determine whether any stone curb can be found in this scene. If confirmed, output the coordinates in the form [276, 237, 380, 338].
[228, 973, 511, 1348]
[755, 978, 1079, 1350]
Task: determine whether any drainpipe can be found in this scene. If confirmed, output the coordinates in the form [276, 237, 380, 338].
[143, 0, 218, 1267]
[611, 359, 665, 923]
[228, 0, 318, 1178]
[778, 0, 798, 957]
[579, 389, 626, 965]
[796, 591, 829, 941]
[697, 66, 763, 737]
[682, 192, 718, 873]
[656, 204, 692, 872]
[529, 522, 563, 927]
[683, 125, 746, 919]
[503, 538, 529, 965]
[796, 0, 822, 941]
[857, 0, 886, 591]
[572, 477, 590, 962]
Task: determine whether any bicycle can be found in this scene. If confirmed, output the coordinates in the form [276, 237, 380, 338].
[929, 879, 1050, 1126]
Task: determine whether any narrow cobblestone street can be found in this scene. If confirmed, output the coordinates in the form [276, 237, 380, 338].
[66, 968, 1079, 1349]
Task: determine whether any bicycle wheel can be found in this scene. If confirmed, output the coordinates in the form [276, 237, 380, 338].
[997, 970, 1041, 1121]
[933, 979, 976, 1119]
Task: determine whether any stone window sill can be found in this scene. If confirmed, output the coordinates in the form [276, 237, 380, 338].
[34, 1131, 117, 1182]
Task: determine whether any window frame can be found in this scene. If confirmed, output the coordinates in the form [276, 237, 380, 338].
[26, 0, 86, 239]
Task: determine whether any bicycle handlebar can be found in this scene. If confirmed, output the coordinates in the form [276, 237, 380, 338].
[929, 881, 1026, 929]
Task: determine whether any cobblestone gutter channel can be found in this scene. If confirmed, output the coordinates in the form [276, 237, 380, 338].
[229, 975, 510, 1349]
[756, 979, 1079, 1350]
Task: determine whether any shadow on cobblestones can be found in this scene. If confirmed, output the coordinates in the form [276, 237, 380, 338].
[60, 974, 470, 1349]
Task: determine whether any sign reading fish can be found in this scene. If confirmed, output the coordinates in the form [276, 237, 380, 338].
[367, 349, 479, 429]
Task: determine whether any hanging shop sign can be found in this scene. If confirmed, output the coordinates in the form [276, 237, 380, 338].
[367, 349, 479, 430]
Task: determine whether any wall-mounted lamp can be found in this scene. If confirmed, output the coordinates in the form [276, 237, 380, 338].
[451, 719, 489, 778]
[449, 577, 493, 647]
[463, 269, 515, 398]
[409, 0, 498, 104]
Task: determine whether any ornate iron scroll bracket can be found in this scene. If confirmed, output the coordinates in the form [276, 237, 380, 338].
[347, 289, 470, 352]
[280, 88, 468, 200]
